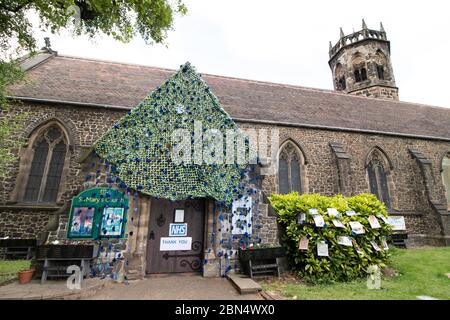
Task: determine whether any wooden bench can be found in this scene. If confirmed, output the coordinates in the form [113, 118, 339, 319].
[239, 247, 285, 278]
[40, 258, 91, 284]
[36, 245, 98, 284]
[0, 239, 37, 260]
[248, 259, 281, 278]
[390, 233, 408, 248]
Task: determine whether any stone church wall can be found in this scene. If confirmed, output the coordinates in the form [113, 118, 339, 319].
[0, 102, 449, 246]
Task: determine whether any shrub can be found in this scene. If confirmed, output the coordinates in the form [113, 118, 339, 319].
[269, 193, 392, 284]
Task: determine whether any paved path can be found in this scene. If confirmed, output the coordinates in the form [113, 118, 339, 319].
[0, 278, 106, 300]
[87, 274, 263, 300]
[0, 274, 263, 300]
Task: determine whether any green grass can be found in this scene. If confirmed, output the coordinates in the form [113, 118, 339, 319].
[260, 247, 450, 300]
[0, 260, 31, 285]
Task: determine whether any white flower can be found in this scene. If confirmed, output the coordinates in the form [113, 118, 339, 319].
[176, 104, 185, 114]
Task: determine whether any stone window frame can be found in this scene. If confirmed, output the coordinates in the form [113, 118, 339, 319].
[374, 49, 391, 81]
[439, 151, 450, 210]
[364, 146, 398, 211]
[334, 63, 346, 91]
[276, 139, 309, 195]
[9, 119, 74, 206]
[352, 53, 368, 83]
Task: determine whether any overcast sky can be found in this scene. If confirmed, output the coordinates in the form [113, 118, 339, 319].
[32, 0, 450, 108]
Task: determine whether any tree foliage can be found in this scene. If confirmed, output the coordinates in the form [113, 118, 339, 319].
[0, 0, 187, 178]
[0, 61, 25, 178]
[0, 0, 187, 52]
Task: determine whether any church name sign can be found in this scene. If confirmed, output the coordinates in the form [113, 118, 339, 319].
[67, 188, 129, 240]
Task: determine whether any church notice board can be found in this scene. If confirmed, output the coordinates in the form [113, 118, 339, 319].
[67, 188, 129, 240]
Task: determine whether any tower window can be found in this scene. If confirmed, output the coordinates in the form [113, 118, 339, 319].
[334, 63, 346, 91]
[377, 65, 385, 80]
[338, 76, 346, 90]
[354, 67, 367, 83]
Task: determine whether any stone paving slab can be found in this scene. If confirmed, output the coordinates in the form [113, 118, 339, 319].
[227, 274, 262, 294]
[0, 274, 264, 300]
[86, 274, 263, 300]
[0, 278, 108, 300]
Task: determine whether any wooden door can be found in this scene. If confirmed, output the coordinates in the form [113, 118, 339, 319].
[146, 199, 205, 274]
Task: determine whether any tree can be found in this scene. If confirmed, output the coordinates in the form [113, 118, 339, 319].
[0, 0, 187, 178]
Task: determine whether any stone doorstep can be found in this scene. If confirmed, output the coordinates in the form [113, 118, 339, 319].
[226, 274, 262, 295]
[260, 291, 275, 300]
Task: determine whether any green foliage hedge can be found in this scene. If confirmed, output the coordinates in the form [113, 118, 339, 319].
[269, 193, 392, 283]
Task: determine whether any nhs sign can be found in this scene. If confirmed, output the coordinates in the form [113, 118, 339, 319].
[169, 223, 187, 237]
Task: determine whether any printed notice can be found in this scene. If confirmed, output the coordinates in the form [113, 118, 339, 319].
[370, 240, 382, 252]
[337, 236, 353, 247]
[298, 213, 306, 224]
[317, 241, 329, 257]
[299, 237, 309, 251]
[346, 210, 357, 217]
[381, 238, 389, 250]
[160, 237, 192, 251]
[327, 208, 339, 217]
[349, 221, 365, 235]
[332, 219, 345, 228]
[313, 215, 325, 228]
[368, 215, 381, 229]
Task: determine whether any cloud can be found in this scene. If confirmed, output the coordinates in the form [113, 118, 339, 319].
[29, 0, 450, 107]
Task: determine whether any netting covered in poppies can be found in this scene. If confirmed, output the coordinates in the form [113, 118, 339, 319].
[94, 62, 247, 204]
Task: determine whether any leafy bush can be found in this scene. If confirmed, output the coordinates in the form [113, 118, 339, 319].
[269, 193, 392, 284]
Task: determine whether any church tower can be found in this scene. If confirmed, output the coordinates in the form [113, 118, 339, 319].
[328, 20, 399, 100]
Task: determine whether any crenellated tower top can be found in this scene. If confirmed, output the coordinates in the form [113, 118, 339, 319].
[328, 20, 399, 101]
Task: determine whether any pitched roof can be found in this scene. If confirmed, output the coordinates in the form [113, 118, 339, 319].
[8, 52, 450, 141]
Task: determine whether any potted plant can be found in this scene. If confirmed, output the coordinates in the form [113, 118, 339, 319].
[18, 268, 35, 284]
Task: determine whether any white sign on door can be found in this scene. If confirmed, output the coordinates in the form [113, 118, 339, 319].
[160, 237, 192, 251]
[231, 197, 253, 235]
[169, 223, 187, 237]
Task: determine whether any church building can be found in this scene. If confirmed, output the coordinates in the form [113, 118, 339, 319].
[1, 21, 449, 278]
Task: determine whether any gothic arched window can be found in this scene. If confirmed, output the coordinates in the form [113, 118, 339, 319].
[442, 154, 450, 208]
[376, 65, 385, 80]
[278, 142, 305, 194]
[22, 126, 68, 203]
[335, 63, 346, 91]
[366, 149, 391, 209]
[352, 54, 368, 83]
[354, 67, 367, 83]
[375, 50, 389, 80]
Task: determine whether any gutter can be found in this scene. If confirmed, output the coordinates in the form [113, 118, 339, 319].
[7, 95, 450, 142]
[8, 95, 131, 111]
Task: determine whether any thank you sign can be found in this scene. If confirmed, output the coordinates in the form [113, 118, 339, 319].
[160, 237, 192, 251]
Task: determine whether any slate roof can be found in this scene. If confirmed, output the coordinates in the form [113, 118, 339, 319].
[8, 52, 450, 140]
